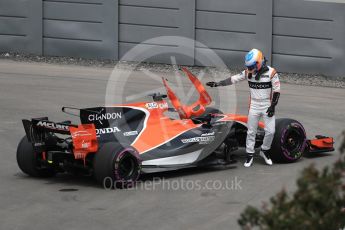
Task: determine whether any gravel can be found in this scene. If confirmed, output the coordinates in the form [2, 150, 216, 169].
[1, 52, 344, 88]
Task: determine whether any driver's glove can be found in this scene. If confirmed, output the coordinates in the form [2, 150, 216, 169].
[266, 106, 275, 117]
[266, 92, 280, 117]
[206, 82, 219, 87]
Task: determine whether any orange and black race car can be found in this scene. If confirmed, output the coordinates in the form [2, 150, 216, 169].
[17, 67, 334, 187]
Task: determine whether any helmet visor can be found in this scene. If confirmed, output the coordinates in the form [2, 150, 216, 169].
[246, 63, 257, 71]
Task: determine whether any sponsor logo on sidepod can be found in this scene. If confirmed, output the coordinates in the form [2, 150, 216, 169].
[201, 132, 215, 137]
[181, 136, 215, 144]
[123, 130, 138, 136]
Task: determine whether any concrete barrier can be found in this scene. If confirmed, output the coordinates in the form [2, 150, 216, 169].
[42, 0, 118, 59]
[0, 0, 344, 77]
[0, 0, 42, 55]
[272, 0, 345, 77]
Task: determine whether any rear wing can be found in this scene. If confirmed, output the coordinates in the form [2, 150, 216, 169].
[22, 118, 98, 161]
[23, 118, 71, 137]
[22, 118, 72, 152]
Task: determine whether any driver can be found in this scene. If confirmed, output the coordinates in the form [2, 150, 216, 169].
[206, 48, 281, 167]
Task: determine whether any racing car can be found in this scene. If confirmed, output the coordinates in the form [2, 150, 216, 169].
[16, 67, 334, 187]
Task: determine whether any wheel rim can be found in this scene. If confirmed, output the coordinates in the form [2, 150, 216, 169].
[114, 149, 140, 182]
[281, 123, 306, 160]
[118, 154, 137, 180]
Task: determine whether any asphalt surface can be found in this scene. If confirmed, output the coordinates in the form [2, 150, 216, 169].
[0, 60, 344, 230]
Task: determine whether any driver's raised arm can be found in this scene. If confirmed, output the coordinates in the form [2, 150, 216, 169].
[206, 71, 246, 87]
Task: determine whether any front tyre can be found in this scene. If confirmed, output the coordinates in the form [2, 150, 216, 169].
[93, 143, 141, 189]
[16, 136, 55, 177]
[270, 119, 307, 163]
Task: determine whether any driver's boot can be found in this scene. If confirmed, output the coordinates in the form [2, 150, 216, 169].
[244, 153, 254, 167]
[260, 149, 273, 165]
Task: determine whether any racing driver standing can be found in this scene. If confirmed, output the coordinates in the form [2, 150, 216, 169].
[206, 48, 281, 167]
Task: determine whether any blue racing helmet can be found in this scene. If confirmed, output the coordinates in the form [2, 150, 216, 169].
[245, 49, 265, 72]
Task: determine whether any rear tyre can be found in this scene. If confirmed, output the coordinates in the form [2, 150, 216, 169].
[16, 136, 55, 177]
[270, 119, 307, 163]
[93, 143, 141, 189]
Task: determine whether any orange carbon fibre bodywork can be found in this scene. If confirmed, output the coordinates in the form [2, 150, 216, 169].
[309, 137, 334, 150]
[218, 114, 265, 129]
[162, 67, 212, 119]
[115, 102, 258, 154]
[181, 67, 212, 106]
[69, 124, 98, 163]
[116, 101, 200, 154]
